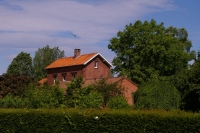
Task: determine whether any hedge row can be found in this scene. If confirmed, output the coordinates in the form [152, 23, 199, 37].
[0, 109, 200, 133]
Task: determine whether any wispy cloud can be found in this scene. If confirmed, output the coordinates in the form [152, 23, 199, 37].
[0, 0, 175, 50]
[0, 0, 175, 74]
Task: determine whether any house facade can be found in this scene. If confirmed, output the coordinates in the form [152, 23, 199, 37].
[44, 49, 138, 105]
[45, 49, 112, 85]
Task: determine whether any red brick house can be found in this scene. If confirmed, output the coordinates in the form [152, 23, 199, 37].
[44, 49, 138, 105]
[45, 49, 112, 85]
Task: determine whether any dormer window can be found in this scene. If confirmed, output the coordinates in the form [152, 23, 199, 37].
[94, 61, 98, 68]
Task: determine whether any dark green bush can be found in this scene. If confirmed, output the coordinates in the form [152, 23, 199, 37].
[134, 77, 181, 110]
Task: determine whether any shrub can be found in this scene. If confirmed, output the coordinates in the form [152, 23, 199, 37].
[23, 84, 66, 108]
[0, 93, 26, 108]
[79, 92, 103, 109]
[107, 96, 130, 109]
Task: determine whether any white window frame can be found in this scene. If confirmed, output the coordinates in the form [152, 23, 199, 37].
[63, 74, 66, 81]
[94, 61, 98, 68]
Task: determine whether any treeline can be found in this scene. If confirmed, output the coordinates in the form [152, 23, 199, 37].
[6, 45, 65, 80]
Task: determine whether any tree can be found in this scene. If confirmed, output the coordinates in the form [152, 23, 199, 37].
[66, 76, 84, 108]
[0, 74, 33, 98]
[33, 45, 65, 80]
[7, 52, 33, 76]
[108, 19, 194, 84]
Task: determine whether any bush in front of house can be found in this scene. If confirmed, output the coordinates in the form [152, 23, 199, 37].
[79, 92, 103, 109]
[0, 83, 67, 109]
[22, 83, 67, 108]
[107, 95, 130, 109]
[0, 93, 27, 108]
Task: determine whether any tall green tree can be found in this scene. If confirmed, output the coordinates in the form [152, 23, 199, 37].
[108, 19, 194, 84]
[33, 45, 65, 80]
[7, 52, 33, 76]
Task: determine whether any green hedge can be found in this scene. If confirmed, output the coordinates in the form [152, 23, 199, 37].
[0, 109, 200, 133]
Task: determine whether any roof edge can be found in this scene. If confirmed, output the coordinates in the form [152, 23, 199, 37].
[83, 53, 113, 67]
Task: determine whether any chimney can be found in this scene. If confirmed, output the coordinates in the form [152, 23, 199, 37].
[74, 49, 81, 58]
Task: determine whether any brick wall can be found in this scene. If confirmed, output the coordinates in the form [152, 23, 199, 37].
[47, 65, 84, 85]
[84, 55, 110, 79]
[120, 79, 138, 105]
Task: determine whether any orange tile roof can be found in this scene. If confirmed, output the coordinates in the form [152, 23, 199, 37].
[45, 52, 98, 69]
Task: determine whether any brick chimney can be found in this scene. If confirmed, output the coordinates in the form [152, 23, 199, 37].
[74, 49, 81, 58]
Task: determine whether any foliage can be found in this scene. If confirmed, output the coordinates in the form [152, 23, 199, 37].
[79, 92, 103, 109]
[33, 45, 65, 80]
[134, 76, 181, 110]
[108, 19, 194, 84]
[0, 74, 33, 98]
[0, 93, 26, 108]
[107, 96, 130, 109]
[0, 109, 200, 132]
[22, 83, 66, 108]
[7, 52, 33, 76]
[181, 51, 200, 112]
[66, 76, 84, 108]
[93, 78, 124, 107]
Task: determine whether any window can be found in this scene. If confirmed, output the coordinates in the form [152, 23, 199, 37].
[72, 73, 76, 79]
[94, 61, 98, 68]
[63, 74, 66, 81]
[53, 74, 57, 84]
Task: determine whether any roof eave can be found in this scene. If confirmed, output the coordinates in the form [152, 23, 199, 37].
[45, 64, 84, 69]
[83, 53, 113, 67]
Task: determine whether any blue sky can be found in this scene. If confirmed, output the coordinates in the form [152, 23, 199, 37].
[0, 0, 200, 75]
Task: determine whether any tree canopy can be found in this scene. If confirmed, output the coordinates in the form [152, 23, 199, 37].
[7, 52, 33, 76]
[33, 45, 65, 80]
[108, 19, 194, 84]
